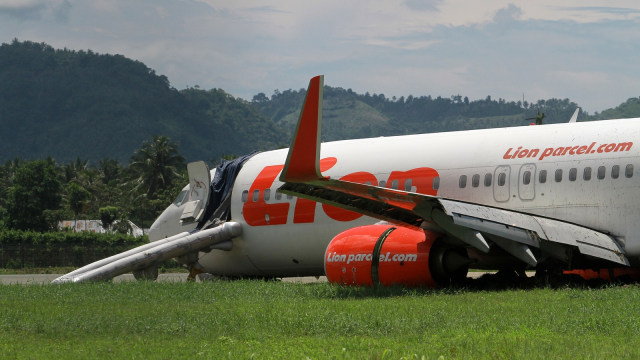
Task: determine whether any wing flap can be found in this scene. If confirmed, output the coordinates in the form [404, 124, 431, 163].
[440, 199, 627, 265]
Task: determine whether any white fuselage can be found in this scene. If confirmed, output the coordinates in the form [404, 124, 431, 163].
[152, 118, 640, 276]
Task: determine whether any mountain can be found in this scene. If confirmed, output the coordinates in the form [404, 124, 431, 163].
[2, 39, 639, 165]
[590, 97, 640, 120]
[252, 88, 589, 141]
[0, 40, 284, 163]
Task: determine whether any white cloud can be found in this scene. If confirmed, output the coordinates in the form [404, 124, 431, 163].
[1, 0, 639, 112]
[0, 0, 70, 21]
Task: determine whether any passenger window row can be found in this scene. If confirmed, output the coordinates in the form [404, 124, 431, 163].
[539, 164, 632, 183]
[457, 164, 634, 188]
[458, 173, 495, 188]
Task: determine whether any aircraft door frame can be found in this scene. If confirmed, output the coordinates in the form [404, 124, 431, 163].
[518, 164, 536, 201]
[493, 165, 511, 202]
[180, 161, 211, 223]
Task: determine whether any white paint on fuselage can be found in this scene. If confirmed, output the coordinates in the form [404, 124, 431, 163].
[168, 118, 640, 276]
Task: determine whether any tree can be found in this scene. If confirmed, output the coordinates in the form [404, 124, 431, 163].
[6, 159, 61, 231]
[99, 206, 119, 231]
[128, 135, 185, 198]
[67, 182, 91, 223]
[98, 158, 121, 185]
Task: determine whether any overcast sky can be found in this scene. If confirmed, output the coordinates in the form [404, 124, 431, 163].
[1, 0, 639, 113]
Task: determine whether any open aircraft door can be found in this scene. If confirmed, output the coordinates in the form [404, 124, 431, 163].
[180, 161, 211, 223]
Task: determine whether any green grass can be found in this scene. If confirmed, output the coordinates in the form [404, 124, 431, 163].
[1, 281, 640, 359]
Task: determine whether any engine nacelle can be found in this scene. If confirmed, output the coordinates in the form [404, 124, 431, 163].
[324, 224, 469, 287]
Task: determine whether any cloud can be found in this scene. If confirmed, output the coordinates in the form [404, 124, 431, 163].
[1, 0, 639, 112]
[0, 0, 70, 22]
[403, 0, 443, 12]
[492, 4, 523, 23]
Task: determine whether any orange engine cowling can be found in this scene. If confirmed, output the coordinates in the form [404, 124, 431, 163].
[324, 224, 468, 287]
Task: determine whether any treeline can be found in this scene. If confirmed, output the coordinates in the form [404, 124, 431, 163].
[0, 230, 146, 268]
[252, 86, 591, 140]
[4, 39, 640, 166]
[0, 135, 188, 234]
[0, 39, 284, 163]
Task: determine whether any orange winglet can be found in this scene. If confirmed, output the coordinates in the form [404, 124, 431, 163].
[280, 75, 325, 183]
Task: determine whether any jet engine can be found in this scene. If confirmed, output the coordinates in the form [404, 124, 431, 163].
[324, 224, 470, 287]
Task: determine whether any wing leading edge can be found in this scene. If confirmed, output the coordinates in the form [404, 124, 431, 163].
[278, 76, 629, 267]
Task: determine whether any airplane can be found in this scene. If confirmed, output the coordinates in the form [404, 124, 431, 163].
[54, 75, 640, 287]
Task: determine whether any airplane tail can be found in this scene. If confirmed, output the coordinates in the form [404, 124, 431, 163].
[279, 75, 325, 183]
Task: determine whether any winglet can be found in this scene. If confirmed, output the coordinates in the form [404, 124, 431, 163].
[279, 75, 324, 183]
[569, 108, 580, 123]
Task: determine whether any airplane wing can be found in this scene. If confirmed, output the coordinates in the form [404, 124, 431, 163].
[278, 76, 629, 267]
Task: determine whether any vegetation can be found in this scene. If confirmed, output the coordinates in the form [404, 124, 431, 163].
[252, 86, 599, 141]
[0, 230, 146, 268]
[0, 134, 189, 235]
[1, 281, 640, 359]
[591, 97, 640, 120]
[0, 39, 283, 163]
[5, 159, 61, 231]
[3, 39, 640, 166]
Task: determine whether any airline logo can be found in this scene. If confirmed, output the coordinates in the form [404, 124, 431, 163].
[243, 157, 439, 226]
[326, 251, 418, 265]
[503, 141, 633, 161]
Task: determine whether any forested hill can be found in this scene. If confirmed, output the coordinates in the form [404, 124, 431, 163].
[0, 40, 284, 163]
[2, 39, 639, 163]
[252, 86, 640, 141]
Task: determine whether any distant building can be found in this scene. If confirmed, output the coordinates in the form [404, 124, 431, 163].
[58, 220, 144, 237]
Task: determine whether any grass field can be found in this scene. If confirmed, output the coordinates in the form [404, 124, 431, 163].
[2, 280, 640, 359]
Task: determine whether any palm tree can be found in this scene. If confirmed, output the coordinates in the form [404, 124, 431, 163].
[128, 135, 185, 198]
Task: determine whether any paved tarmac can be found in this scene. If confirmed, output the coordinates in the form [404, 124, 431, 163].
[0, 273, 188, 284]
[0, 273, 489, 285]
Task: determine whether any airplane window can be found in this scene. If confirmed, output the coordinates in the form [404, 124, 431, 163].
[523, 171, 531, 185]
[432, 177, 440, 190]
[241, 190, 248, 203]
[459, 175, 467, 188]
[555, 169, 562, 182]
[404, 179, 412, 191]
[484, 173, 492, 187]
[584, 167, 592, 181]
[597, 166, 606, 180]
[611, 165, 620, 179]
[379, 180, 386, 188]
[498, 173, 506, 186]
[172, 190, 189, 206]
[569, 168, 577, 182]
[539, 170, 547, 183]
[252, 189, 260, 202]
[626, 164, 634, 178]
[391, 179, 399, 189]
[275, 190, 282, 200]
[264, 189, 271, 201]
[472, 174, 480, 187]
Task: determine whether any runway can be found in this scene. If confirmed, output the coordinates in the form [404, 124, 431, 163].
[0, 273, 490, 285]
